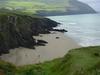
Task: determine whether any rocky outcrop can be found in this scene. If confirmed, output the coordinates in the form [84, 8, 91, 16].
[52, 29, 68, 33]
[0, 13, 60, 55]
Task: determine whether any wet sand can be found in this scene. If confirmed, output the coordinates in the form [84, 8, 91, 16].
[0, 32, 81, 66]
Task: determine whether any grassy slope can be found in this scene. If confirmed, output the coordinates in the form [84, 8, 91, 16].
[0, 0, 69, 14]
[0, 46, 100, 75]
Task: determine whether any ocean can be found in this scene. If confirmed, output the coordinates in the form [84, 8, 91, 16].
[48, 13, 100, 46]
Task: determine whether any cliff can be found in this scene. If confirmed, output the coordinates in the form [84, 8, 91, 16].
[67, 0, 96, 15]
[0, 12, 59, 55]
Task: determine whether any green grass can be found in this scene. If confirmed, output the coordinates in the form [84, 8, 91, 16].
[0, 46, 100, 75]
[0, 61, 16, 75]
[0, 0, 69, 15]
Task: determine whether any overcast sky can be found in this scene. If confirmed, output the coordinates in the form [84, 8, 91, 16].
[78, 0, 100, 12]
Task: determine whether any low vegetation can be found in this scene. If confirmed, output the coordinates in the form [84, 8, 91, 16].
[0, 0, 96, 15]
[0, 46, 100, 75]
[0, 0, 69, 14]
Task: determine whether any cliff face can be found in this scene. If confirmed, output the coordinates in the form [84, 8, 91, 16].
[67, 0, 96, 15]
[78, 0, 100, 12]
[0, 13, 59, 55]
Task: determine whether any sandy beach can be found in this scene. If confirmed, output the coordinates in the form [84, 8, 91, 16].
[0, 32, 81, 66]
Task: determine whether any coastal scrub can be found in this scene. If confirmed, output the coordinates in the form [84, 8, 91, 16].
[0, 46, 100, 75]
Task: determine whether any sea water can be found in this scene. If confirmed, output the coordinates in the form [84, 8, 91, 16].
[48, 13, 100, 46]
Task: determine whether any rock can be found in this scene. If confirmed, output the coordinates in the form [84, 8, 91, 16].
[0, 12, 59, 55]
[36, 43, 46, 46]
[35, 40, 48, 46]
[37, 40, 48, 44]
[56, 37, 60, 39]
[52, 29, 68, 33]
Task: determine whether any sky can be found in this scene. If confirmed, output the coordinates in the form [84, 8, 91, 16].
[78, 0, 100, 12]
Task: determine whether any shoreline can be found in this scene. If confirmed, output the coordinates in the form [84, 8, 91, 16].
[0, 32, 81, 66]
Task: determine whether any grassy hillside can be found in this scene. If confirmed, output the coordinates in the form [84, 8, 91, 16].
[0, 0, 96, 15]
[0, 0, 69, 14]
[0, 46, 100, 75]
